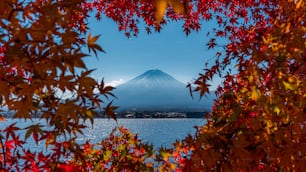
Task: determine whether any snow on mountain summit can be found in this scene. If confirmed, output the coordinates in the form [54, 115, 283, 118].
[133, 69, 176, 80]
[123, 69, 183, 88]
[113, 69, 214, 111]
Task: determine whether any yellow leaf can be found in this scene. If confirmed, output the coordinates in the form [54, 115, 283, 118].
[282, 81, 296, 90]
[160, 151, 171, 161]
[274, 106, 280, 115]
[240, 87, 248, 93]
[104, 150, 112, 161]
[248, 75, 254, 83]
[85, 110, 93, 118]
[118, 144, 125, 151]
[251, 87, 260, 100]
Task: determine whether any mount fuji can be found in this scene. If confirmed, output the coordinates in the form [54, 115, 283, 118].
[113, 69, 215, 111]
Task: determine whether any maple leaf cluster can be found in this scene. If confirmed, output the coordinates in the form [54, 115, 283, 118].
[0, 0, 305, 171]
[0, 0, 116, 170]
[159, 0, 306, 171]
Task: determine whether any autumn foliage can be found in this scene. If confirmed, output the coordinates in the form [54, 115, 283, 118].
[0, 0, 305, 171]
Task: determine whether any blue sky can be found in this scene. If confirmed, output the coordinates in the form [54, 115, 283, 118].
[84, 16, 222, 89]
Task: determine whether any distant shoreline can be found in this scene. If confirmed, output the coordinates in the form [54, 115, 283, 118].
[104, 111, 208, 118]
[2, 111, 208, 119]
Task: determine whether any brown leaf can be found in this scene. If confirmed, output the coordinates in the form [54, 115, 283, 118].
[186, 82, 194, 99]
[154, 0, 168, 26]
[87, 33, 105, 57]
[155, 0, 188, 26]
[167, 0, 187, 15]
[103, 101, 118, 121]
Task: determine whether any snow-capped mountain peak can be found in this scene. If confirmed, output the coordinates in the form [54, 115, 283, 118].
[124, 69, 183, 88]
[133, 69, 175, 80]
[113, 69, 214, 111]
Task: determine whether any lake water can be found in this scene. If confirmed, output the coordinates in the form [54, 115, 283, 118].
[1, 118, 206, 149]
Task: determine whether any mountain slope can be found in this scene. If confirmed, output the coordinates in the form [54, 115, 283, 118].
[113, 69, 214, 111]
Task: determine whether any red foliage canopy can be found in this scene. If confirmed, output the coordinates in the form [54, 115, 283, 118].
[0, 0, 305, 171]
